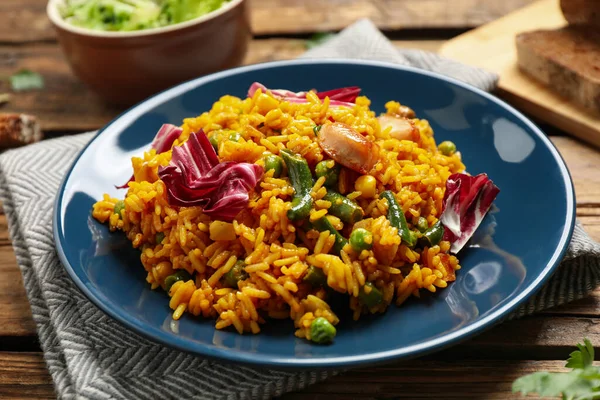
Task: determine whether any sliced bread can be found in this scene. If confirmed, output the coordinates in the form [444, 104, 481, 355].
[561, 0, 600, 26]
[516, 26, 600, 113]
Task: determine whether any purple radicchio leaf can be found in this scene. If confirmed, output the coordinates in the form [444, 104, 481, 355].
[440, 173, 500, 254]
[117, 124, 183, 189]
[247, 82, 360, 107]
[158, 130, 263, 221]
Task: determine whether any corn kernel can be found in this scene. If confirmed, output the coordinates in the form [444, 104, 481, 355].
[256, 93, 279, 114]
[355, 175, 377, 198]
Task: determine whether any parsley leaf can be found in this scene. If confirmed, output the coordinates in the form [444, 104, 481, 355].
[10, 69, 44, 92]
[567, 338, 595, 369]
[513, 370, 590, 398]
[513, 339, 600, 399]
[305, 32, 335, 49]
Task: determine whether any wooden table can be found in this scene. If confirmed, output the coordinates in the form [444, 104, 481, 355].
[2, 1, 600, 398]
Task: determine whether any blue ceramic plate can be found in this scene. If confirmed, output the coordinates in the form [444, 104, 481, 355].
[54, 60, 575, 368]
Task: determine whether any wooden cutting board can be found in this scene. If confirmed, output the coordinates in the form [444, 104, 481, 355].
[439, 0, 600, 148]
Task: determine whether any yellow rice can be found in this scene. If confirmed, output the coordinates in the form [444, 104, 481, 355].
[92, 89, 465, 339]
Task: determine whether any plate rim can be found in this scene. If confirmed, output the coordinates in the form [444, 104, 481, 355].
[53, 58, 576, 368]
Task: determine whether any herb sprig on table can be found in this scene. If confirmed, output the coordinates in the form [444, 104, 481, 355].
[513, 338, 600, 399]
[9, 69, 44, 92]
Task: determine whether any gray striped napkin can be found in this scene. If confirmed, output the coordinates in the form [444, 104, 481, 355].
[2, 18, 599, 400]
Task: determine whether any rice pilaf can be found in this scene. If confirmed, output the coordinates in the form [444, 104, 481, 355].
[92, 83, 474, 344]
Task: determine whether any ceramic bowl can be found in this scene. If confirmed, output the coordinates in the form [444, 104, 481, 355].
[47, 0, 251, 106]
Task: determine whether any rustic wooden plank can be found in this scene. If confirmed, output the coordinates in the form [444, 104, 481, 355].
[0, 241, 36, 337]
[0, 1, 55, 43]
[1, 0, 536, 43]
[0, 205, 37, 338]
[250, 0, 535, 35]
[0, 208, 36, 338]
[0, 39, 443, 133]
[0, 44, 123, 133]
[283, 360, 568, 399]
[0, 352, 54, 399]
[464, 316, 600, 360]
[550, 137, 600, 205]
[0, 212, 10, 246]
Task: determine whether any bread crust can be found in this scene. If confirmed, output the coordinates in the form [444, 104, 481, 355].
[0, 114, 43, 148]
[516, 27, 600, 113]
[561, 0, 600, 26]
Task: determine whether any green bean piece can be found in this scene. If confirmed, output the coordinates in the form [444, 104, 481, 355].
[280, 149, 314, 221]
[223, 261, 248, 289]
[438, 141, 457, 156]
[417, 217, 429, 233]
[264, 154, 284, 178]
[380, 191, 415, 247]
[298, 219, 314, 233]
[312, 217, 348, 256]
[315, 160, 341, 187]
[228, 132, 242, 142]
[323, 191, 364, 224]
[155, 232, 166, 244]
[420, 221, 445, 247]
[359, 282, 384, 308]
[113, 200, 126, 218]
[288, 194, 313, 221]
[310, 317, 336, 344]
[349, 228, 373, 252]
[164, 270, 193, 292]
[313, 125, 322, 135]
[209, 134, 219, 153]
[303, 265, 327, 287]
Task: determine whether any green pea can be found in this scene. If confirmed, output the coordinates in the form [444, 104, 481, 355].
[359, 282, 383, 308]
[303, 265, 327, 287]
[164, 270, 193, 292]
[223, 261, 248, 289]
[155, 232, 165, 244]
[209, 134, 219, 153]
[113, 200, 125, 218]
[228, 132, 242, 142]
[264, 154, 284, 178]
[438, 141, 457, 156]
[416, 217, 429, 233]
[407, 230, 418, 249]
[349, 228, 373, 252]
[310, 317, 336, 344]
[315, 160, 340, 187]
